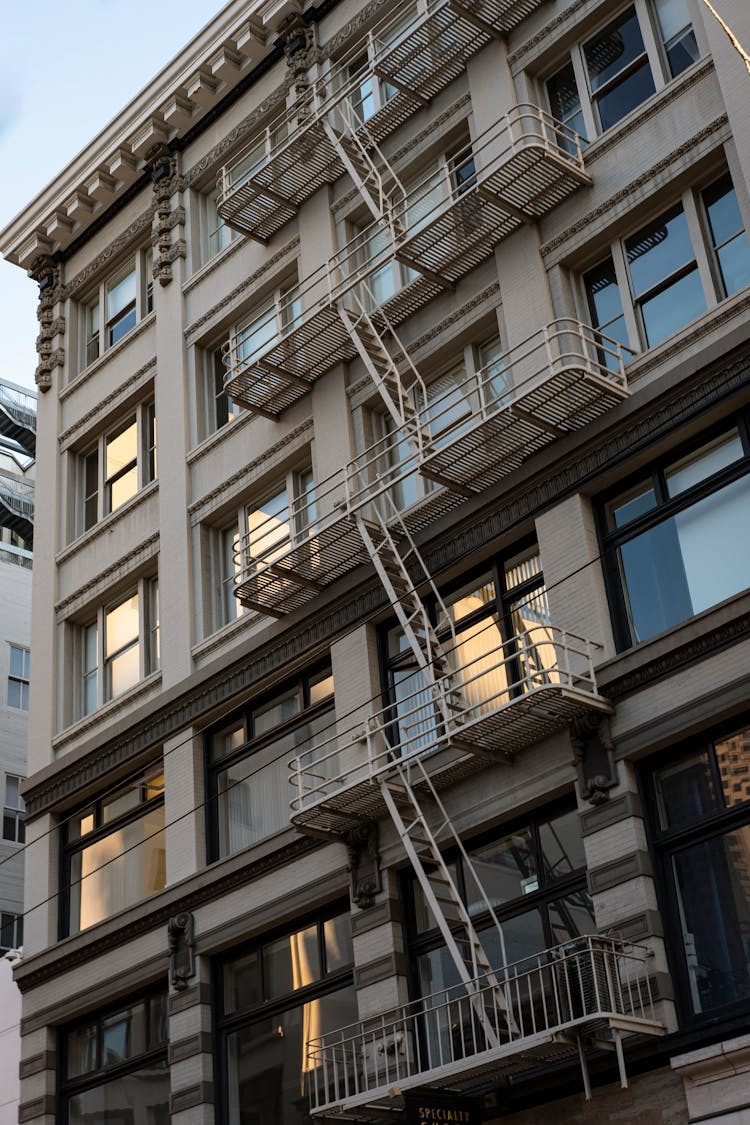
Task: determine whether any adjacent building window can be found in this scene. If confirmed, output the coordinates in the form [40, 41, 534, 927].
[80, 248, 153, 370]
[80, 578, 160, 716]
[2, 775, 25, 843]
[645, 722, 750, 1019]
[62, 766, 165, 935]
[7, 644, 30, 709]
[207, 664, 334, 859]
[79, 402, 157, 533]
[404, 803, 593, 998]
[59, 990, 169, 1124]
[546, 1, 698, 141]
[601, 419, 750, 648]
[584, 174, 750, 352]
[216, 908, 357, 1124]
[0, 912, 23, 952]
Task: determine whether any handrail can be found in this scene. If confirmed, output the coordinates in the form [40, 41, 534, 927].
[0, 383, 36, 428]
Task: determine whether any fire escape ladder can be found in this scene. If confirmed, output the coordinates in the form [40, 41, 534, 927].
[337, 297, 427, 456]
[379, 758, 518, 1042]
[322, 107, 406, 232]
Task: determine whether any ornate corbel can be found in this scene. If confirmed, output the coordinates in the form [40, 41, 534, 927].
[145, 143, 185, 288]
[344, 822, 382, 909]
[168, 911, 195, 991]
[29, 254, 65, 391]
[570, 712, 617, 806]
[277, 14, 317, 97]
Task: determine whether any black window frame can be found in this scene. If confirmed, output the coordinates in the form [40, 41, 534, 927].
[58, 987, 169, 1125]
[640, 717, 750, 1027]
[214, 903, 356, 1125]
[205, 661, 335, 864]
[598, 414, 750, 651]
[0, 910, 23, 952]
[59, 763, 166, 939]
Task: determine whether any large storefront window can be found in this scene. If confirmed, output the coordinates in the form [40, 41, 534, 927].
[216, 908, 357, 1124]
[645, 722, 750, 1019]
[207, 665, 334, 860]
[59, 990, 169, 1124]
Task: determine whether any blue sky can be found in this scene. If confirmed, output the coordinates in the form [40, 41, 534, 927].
[0, 1, 224, 390]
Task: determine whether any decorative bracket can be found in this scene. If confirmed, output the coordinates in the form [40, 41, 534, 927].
[145, 143, 185, 287]
[168, 911, 195, 991]
[29, 254, 64, 391]
[571, 712, 617, 806]
[344, 822, 382, 909]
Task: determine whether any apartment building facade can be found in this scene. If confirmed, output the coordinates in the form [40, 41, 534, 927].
[0, 379, 34, 960]
[1, 0, 749, 1121]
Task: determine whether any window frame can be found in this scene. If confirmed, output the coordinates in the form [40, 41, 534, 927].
[60, 764, 165, 938]
[0, 911, 23, 952]
[202, 186, 241, 264]
[205, 661, 334, 862]
[78, 401, 157, 535]
[2, 773, 25, 844]
[78, 247, 154, 371]
[78, 576, 160, 718]
[598, 415, 750, 651]
[641, 718, 750, 1026]
[7, 643, 30, 710]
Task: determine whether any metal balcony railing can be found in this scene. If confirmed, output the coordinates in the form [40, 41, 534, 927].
[306, 936, 663, 1118]
[0, 472, 34, 540]
[0, 383, 36, 456]
[289, 619, 609, 834]
[419, 320, 630, 491]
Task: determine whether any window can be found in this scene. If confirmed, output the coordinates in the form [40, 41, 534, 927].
[601, 420, 750, 648]
[80, 247, 153, 369]
[645, 722, 750, 1019]
[2, 775, 25, 844]
[80, 578, 160, 716]
[546, 1, 698, 141]
[584, 174, 750, 351]
[203, 187, 240, 262]
[59, 990, 169, 1124]
[227, 282, 302, 379]
[207, 664, 334, 859]
[80, 402, 157, 533]
[243, 468, 316, 575]
[342, 3, 416, 124]
[0, 912, 22, 952]
[404, 804, 593, 1007]
[216, 908, 357, 1125]
[7, 644, 30, 709]
[62, 767, 165, 935]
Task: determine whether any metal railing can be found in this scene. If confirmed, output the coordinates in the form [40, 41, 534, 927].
[289, 617, 604, 820]
[306, 936, 661, 1113]
[0, 383, 36, 429]
[0, 472, 35, 519]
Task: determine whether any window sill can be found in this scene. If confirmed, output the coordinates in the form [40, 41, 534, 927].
[53, 670, 163, 755]
[192, 609, 264, 665]
[60, 311, 157, 400]
[186, 407, 254, 462]
[57, 480, 159, 564]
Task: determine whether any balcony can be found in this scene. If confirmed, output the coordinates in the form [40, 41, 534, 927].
[0, 382, 36, 456]
[419, 320, 630, 492]
[306, 936, 664, 1118]
[290, 620, 609, 836]
[0, 472, 34, 542]
[396, 108, 589, 285]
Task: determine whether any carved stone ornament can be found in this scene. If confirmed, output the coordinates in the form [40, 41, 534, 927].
[168, 911, 195, 991]
[570, 713, 617, 806]
[345, 822, 382, 908]
[29, 254, 64, 391]
[145, 143, 185, 288]
[278, 14, 317, 97]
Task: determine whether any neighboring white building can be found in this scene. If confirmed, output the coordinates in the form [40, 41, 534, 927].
[1, 2, 750, 1124]
[0, 952, 23, 1125]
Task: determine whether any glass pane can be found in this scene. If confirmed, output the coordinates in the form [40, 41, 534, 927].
[264, 925, 320, 998]
[149, 993, 168, 1048]
[717, 234, 750, 296]
[607, 480, 657, 528]
[9, 647, 26, 679]
[478, 907, 547, 968]
[412, 860, 460, 932]
[626, 206, 695, 297]
[66, 1021, 98, 1077]
[715, 726, 750, 810]
[101, 1002, 147, 1067]
[654, 0, 692, 42]
[505, 546, 542, 591]
[247, 488, 290, 564]
[324, 914, 353, 972]
[510, 587, 559, 687]
[704, 178, 744, 246]
[619, 473, 750, 641]
[539, 808, 586, 878]
[4, 776, 19, 808]
[666, 431, 743, 497]
[655, 751, 718, 829]
[446, 575, 495, 623]
[212, 721, 246, 761]
[105, 419, 137, 483]
[465, 827, 537, 914]
[224, 949, 262, 1013]
[595, 57, 656, 131]
[102, 781, 142, 824]
[105, 594, 139, 657]
[106, 265, 136, 319]
[548, 890, 597, 945]
[225, 987, 358, 1125]
[664, 25, 699, 76]
[584, 8, 646, 92]
[67, 1064, 170, 1125]
[585, 257, 625, 331]
[109, 465, 139, 512]
[547, 61, 586, 146]
[254, 688, 302, 737]
[673, 828, 750, 1013]
[640, 267, 706, 346]
[108, 643, 141, 698]
[71, 808, 166, 932]
[309, 669, 334, 706]
[451, 611, 507, 721]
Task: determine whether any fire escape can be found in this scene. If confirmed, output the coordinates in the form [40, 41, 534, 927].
[0, 381, 36, 545]
[216, 0, 660, 1110]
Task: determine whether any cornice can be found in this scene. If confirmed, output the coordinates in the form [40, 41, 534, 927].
[184, 234, 300, 341]
[541, 114, 729, 261]
[58, 359, 157, 444]
[24, 342, 750, 819]
[55, 532, 160, 619]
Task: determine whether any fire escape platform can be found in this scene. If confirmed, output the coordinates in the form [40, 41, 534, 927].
[459, 0, 546, 34]
[420, 320, 630, 492]
[0, 475, 34, 543]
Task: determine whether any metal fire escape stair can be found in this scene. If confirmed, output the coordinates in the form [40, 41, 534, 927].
[380, 756, 518, 1044]
[322, 115, 406, 233]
